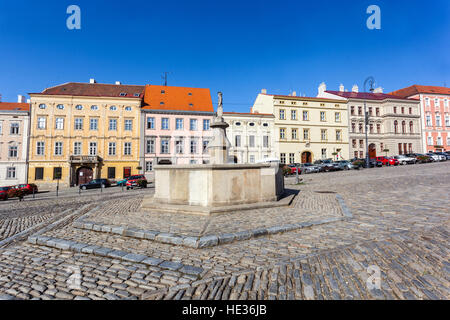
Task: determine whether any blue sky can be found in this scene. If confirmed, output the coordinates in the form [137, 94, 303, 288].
[0, 0, 449, 111]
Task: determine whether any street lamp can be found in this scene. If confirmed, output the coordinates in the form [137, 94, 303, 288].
[363, 76, 375, 168]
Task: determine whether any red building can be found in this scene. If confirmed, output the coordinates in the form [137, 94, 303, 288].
[390, 85, 450, 153]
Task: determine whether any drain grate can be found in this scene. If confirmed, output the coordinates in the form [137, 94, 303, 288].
[314, 191, 337, 194]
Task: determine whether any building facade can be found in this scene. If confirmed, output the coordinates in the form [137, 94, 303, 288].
[318, 83, 422, 158]
[252, 90, 350, 163]
[0, 101, 30, 187]
[223, 112, 276, 163]
[390, 85, 450, 153]
[28, 81, 144, 188]
[141, 85, 214, 178]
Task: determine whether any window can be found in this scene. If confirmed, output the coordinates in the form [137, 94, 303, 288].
[75, 105, 83, 110]
[437, 136, 443, 146]
[162, 118, 169, 130]
[190, 119, 198, 131]
[125, 106, 132, 111]
[352, 139, 356, 148]
[108, 167, 116, 179]
[291, 129, 297, 140]
[263, 123, 268, 127]
[91, 105, 98, 111]
[176, 118, 184, 130]
[426, 114, 432, 126]
[57, 104, 64, 110]
[359, 123, 363, 133]
[145, 162, 153, 172]
[436, 114, 441, 127]
[289, 153, 295, 164]
[39, 104, 46, 109]
[335, 112, 341, 122]
[37, 117, 46, 129]
[394, 120, 398, 134]
[7, 167, 16, 179]
[409, 121, 414, 133]
[358, 107, 362, 115]
[9, 146, 18, 158]
[359, 140, 364, 148]
[376, 108, 380, 116]
[303, 129, 309, 140]
[354, 151, 358, 158]
[291, 110, 297, 120]
[161, 139, 170, 154]
[35, 167, 44, 180]
[398, 143, 402, 155]
[263, 136, 269, 148]
[351, 122, 356, 133]
[380, 143, 384, 151]
[359, 151, 364, 158]
[10, 123, 19, 135]
[393, 107, 397, 114]
[280, 153, 286, 164]
[377, 123, 381, 134]
[280, 128, 285, 139]
[427, 136, 433, 145]
[445, 99, 449, 108]
[336, 130, 342, 141]
[90, 118, 98, 130]
[409, 107, 412, 115]
[190, 160, 197, 164]
[55, 118, 64, 130]
[0, 122, 2, 134]
[250, 155, 255, 163]
[120, 93, 127, 97]
[147, 117, 155, 129]
[175, 140, 184, 154]
[36, 142, 45, 155]
[73, 142, 82, 155]
[320, 111, 326, 121]
[351, 106, 355, 115]
[302, 111, 308, 121]
[203, 119, 210, 130]
[235, 135, 241, 147]
[124, 142, 132, 155]
[146, 139, 155, 153]
[369, 107, 373, 116]
[89, 142, 97, 155]
[425, 98, 430, 107]
[108, 142, 116, 156]
[321, 129, 327, 141]
[202, 140, 209, 153]
[53, 167, 62, 180]
[321, 148, 327, 159]
[279, 100, 285, 105]
[110, 106, 117, 111]
[54, 142, 63, 155]
[279, 109, 285, 120]
[190, 139, 197, 154]
[401, 107, 405, 114]
[249, 135, 255, 147]
[74, 118, 83, 130]
[435, 98, 439, 107]
[445, 114, 450, 127]
[124, 119, 133, 131]
[235, 122, 241, 126]
[369, 123, 374, 134]
[109, 119, 117, 131]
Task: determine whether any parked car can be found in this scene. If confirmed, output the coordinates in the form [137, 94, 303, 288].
[406, 153, 432, 163]
[79, 179, 111, 190]
[287, 164, 302, 175]
[335, 160, 355, 170]
[13, 183, 38, 194]
[116, 177, 130, 186]
[126, 175, 148, 190]
[299, 163, 320, 174]
[433, 152, 450, 160]
[373, 156, 399, 166]
[364, 159, 383, 168]
[393, 155, 416, 165]
[0, 186, 11, 201]
[426, 153, 441, 162]
[314, 159, 336, 172]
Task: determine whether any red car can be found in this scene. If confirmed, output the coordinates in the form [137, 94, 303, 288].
[0, 186, 11, 201]
[373, 156, 399, 166]
[125, 175, 147, 190]
[14, 183, 38, 194]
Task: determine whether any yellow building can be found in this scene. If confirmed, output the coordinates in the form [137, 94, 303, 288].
[252, 90, 350, 163]
[28, 80, 144, 188]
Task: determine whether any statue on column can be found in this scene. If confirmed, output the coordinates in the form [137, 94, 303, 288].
[217, 92, 223, 119]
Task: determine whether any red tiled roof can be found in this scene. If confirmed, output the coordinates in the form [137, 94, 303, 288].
[390, 85, 450, 98]
[29, 82, 145, 98]
[142, 85, 214, 112]
[326, 90, 411, 101]
[0, 102, 30, 111]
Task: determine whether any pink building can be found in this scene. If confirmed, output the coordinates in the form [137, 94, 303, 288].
[391, 85, 450, 153]
[140, 85, 214, 177]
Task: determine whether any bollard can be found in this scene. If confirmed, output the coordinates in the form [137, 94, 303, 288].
[295, 166, 300, 184]
[32, 187, 35, 199]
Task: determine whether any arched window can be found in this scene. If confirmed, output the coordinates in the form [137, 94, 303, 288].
[394, 120, 398, 134]
[409, 121, 413, 133]
[402, 121, 406, 133]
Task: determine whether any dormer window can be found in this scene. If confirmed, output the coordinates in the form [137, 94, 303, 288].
[249, 122, 255, 126]
[39, 104, 46, 109]
[235, 122, 241, 126]
[263, 123, 268, 127]
[125, 106, 132, 111]
[56, 104, 64, 110]
[161, 90, 165, 94]
[160, 102, 165, 105]
[75, 105, 83, 110]
[110, 106, 117, 111]
[91, 105, 98, 110]
[134, 93, 140, 97]
[119, 93, 127, 97]
[189, 103, 193, 107]
[188, 93, 192, 96]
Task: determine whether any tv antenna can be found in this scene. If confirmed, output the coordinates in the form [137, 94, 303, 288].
[162, 72, 170, 86]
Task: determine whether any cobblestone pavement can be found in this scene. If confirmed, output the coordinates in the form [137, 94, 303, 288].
[0, 162, 448, 300]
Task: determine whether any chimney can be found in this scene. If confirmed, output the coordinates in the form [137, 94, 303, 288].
[339, 84, 345, 92]
[17, 95, 26, 103]
[27, 99, 30, 103]
[89, 78, 96, 84]
[373, 87, 383, 93]
[318, 82, 326, 96]
[261, 89, 267, 94]
[292, 91, 297, 96]
[352, 84, 359, 93]
[115, 81, 121, 85]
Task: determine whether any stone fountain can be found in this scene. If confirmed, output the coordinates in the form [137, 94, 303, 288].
[142, 92, 286, 215]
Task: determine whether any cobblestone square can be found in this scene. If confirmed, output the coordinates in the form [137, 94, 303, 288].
[0, 162, 449, 300]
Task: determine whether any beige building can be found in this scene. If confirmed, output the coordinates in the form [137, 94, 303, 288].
[223, 112, 276, 163]
[318, 83, 422, 158]
[28, 80, 144, 188]
[252, 90, 350, 163]
[0, 99, 30, 186]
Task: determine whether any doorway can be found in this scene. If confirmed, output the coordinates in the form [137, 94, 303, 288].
[369, 143, 376, 159]
[123, 167, 131, 178]
[77, 166, 93, 185]
[301, 151, 312, 163]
